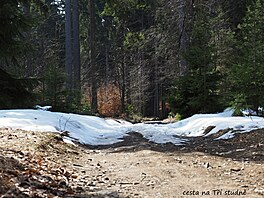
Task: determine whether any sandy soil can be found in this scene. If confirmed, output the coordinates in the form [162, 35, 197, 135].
[0, 128, 263, 198]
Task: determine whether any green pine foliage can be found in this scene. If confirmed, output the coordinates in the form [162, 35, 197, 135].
[0, 0, 30, 57]
[0, 0, 39, 109]
[168, 70, 222, 118]
[229, 0, 264, 114]
[40, 64, 66, 111]
[0, 68, 37, 108]
[168, 8, 223, 118]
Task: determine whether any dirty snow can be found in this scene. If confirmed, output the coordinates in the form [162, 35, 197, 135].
[0, 108, 264, 145]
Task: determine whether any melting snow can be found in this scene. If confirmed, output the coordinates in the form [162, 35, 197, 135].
[0, 108, 263, 145]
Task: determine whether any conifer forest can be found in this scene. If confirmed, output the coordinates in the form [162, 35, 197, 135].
[1, 0, 264, 119]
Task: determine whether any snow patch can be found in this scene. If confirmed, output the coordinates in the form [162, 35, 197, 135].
[0, 109, 264, 146]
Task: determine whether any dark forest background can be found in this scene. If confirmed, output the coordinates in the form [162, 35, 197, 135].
[1, 0, 264, 119]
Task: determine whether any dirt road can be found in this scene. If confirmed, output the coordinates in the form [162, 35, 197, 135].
[0, 128, 263, 197]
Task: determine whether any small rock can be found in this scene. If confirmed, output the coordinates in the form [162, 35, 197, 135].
[88, 182, 96, 187]
[76, 186, 83, 192]
[240, 185, 249, 188]
[73, 163, 82, 167]
[204, 162, 210, 168]
[231, 168, 242, 172]
[59, 180, 67, 186]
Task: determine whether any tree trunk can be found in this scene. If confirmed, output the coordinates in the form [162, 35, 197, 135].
[153, 25, 160, 118]
[120, 53, 126, 114]
[154, 48, 159, 118]
[90, 0, 98, 113]
[72, 0, 81, 103]
[178, 0, 187, 75]
[65, 0, 72, 91]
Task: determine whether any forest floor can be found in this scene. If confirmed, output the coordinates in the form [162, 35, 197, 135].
[0, 128, 263, 198]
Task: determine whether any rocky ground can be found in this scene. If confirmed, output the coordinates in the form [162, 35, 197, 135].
[0, 127, 263, 198]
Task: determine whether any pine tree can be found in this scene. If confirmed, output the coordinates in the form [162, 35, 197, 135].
[0, 0, 40, 108]
[230, 0, 264, 115]
[168, 5, 223, 118]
